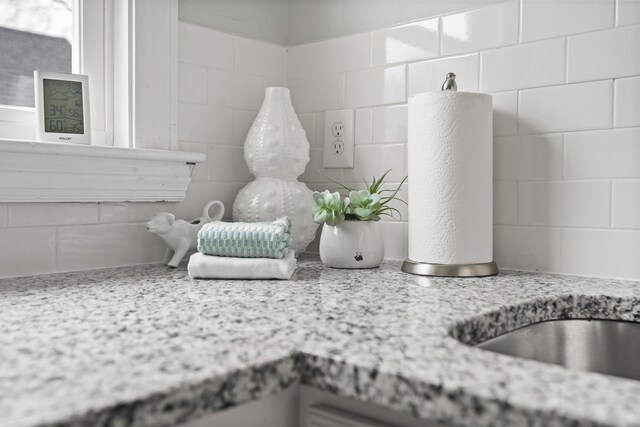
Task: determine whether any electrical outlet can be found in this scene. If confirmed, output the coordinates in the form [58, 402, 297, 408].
[323, 109, 354, 168]
[332, 122, 345, 137]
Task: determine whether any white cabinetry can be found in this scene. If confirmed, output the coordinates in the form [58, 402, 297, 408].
[179, 385, 443, 427]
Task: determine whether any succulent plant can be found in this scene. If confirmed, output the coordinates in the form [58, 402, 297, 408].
[347, 190, 381, 221]
[312, 190, 349, 226]
[312, 170, 408, 226]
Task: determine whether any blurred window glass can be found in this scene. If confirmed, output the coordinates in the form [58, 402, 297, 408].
[0, 0, 73, 108]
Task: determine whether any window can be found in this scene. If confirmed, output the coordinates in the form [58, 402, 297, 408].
[0, 1, 198, 203]
[0, 0, 74, 108]
[0, 0, 106, 144]
[0, 0, 178, 150]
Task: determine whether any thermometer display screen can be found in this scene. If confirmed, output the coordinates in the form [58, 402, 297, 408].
[43, 78, 84, 134]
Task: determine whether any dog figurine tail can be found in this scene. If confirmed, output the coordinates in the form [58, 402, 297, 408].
[202, 200, 225, 223]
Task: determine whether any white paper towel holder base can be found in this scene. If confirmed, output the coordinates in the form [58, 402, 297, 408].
[401, 259, 498, 277]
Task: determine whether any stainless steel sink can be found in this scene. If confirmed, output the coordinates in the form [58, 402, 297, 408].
[476, 319, 640, 381]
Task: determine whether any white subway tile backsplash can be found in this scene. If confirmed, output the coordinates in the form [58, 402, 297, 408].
[345, 65, 406, 108]
[372, 18, 439, 66]
[379, 221, 406, 260]
[521, 0, 615, 42]
[408, 54, 479, 97]
[58, 224, 141, 271]
[372, 104, 407, 143]
[313, 112, 326, 148]
[567, 25, 640, 83]
[442, 1, 518, 55]
[8, 13, 637, 279]
[234, 110, 258, 145]
[344, 144, 406, 183]
[297, 114, 316, 147]
[561, 228, 640, 280]
[518, 81, 613, 134]
[208, 69, 266, 111]
[289, 74, 345, 113]
[178, 103, 234, 144]
[518, 181, 611, 227]
[178, 62, 207, 104]
[234, 37, 287, 78]
[355, 108, 373, 145]
[494, 225, 562, 272]
[617, 0, 640, 26]
[491, 91, 518, 136]
[287, 43, 318, 80]
[299, 148, 344, 183]
[139, 224, 170, 264]
[612, 180, 640, 229]
[179, 22, 234, 70]
[207, 145, 253, 183]
[99, 203, 177, 224]
[481, 39, 565, 92]
[494, 181, 517, 225]
[282, 3, 638, 279]
[265, 74, 287, 88]
[315, 33, 372, 75]
[565, 128, 640, 179]
[176, 181, 243, 220]
[7, 203, 98, 227]
[494, 134, 563, 180]
[615, 76, 640, 128]
[0, 227, 57, 278]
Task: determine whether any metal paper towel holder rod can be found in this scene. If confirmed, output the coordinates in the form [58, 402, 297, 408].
[401, 72, 498, 278]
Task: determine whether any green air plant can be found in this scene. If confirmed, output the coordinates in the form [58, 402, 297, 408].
[312, 170, 407, 226]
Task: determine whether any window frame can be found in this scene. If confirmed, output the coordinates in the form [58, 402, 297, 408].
[0, 0, 202, 203]
[0, 0, 179, 151]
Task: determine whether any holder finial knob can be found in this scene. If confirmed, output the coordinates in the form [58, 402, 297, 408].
[441, 72, 457, 91]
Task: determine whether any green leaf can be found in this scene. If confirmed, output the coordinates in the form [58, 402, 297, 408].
[313, 210, 327, 224]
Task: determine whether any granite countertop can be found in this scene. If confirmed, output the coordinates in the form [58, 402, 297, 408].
[1, 254, 640, 427]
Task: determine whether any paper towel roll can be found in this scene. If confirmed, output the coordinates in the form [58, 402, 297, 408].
[407, 91, 493, 265]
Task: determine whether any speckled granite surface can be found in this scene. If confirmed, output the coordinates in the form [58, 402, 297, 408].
[1, 254, 639, 427]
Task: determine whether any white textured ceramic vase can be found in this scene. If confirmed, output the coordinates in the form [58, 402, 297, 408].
[319, 221, 384, 269]
[232, 87, 318, 253]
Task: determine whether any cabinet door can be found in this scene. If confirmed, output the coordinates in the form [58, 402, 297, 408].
[308, 405, 397, 427]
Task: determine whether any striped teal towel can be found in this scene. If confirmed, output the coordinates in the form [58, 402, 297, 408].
[197, 217, 291, 259]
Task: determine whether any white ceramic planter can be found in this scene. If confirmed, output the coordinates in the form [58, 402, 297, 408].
[319, 221, 384, 269]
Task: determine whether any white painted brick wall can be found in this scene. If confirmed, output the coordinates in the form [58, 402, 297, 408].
[0, 22, 284, 278]
[2, 5, 638, 281]
[288, 0, 640, 280]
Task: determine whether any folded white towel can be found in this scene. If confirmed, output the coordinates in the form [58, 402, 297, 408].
[187, 251, 296, 280]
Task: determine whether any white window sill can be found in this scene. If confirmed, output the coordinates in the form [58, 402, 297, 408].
[0, 139, 206, 202]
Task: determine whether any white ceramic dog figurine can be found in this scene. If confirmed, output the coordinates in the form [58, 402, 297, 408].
[146, 200, 224, 267]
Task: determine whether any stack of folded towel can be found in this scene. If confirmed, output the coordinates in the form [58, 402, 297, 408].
[187, 217, 296, 280]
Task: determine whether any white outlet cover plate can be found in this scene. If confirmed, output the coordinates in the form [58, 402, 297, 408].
[323, 109, 354, 169]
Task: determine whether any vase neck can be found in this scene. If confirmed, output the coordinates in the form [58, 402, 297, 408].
[264, 87, 291, 102]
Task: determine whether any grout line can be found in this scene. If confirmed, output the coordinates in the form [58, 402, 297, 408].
[516, 89, 521, 134]
[612, 79, 617, 127]
[515, 180, 521, 225]
[609, 179, 614, 228]
[495, 223, 640, 233]
[477, 52, 482, 92]
[563, 38, 569, 84]
[55, 227, 60, 271]
[518, 0, 523, 43]
[438, 17, 443, 57]
[561, 133, 566, 180]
